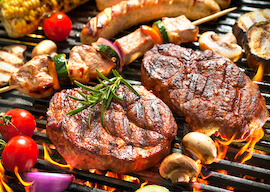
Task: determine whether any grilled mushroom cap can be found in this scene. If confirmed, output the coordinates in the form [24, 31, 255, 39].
[32, 40, 57, 58]
[199, 31, 242, 62]
[159, 153, 199, 184]
[181, 132, 217, 164]
[245, 20, 270, 75]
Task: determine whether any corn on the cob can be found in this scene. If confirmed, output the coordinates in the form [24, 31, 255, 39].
[0, 0, 90, 38]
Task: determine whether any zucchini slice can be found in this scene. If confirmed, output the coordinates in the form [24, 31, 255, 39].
[98, 44, 122, 70]
[135, 185, 170, 192]
[54, 54, 71, 88]
[153, 20, 169, 44]
[95, 37, 123, 71]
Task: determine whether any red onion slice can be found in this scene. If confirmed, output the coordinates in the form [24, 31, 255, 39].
[23, 172, 74, 192]
[96, 37, 123, 71]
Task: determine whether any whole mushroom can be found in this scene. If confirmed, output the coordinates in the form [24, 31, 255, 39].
[31, 40, 57, 58]
[199, 31, 242, 62]
[181, 132, 217, 164]
[159, 153, 199, 184]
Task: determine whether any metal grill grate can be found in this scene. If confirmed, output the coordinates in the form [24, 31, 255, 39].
[0, 0, 270, 192]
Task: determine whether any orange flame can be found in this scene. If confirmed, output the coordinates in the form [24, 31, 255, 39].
[43, 143, 72, 169]
[0, 161, 13, 192]
[140, 180, 148, 188]
[214, 140, 228, 161]
[218, 133, 236, 146]
[213, 133, 236, 162]
[252, 63, 264, 82]
[192, 182, 203, 192]
[76, 169, 141, 192]
[14, 166, 35, 192]
[235, 122, 264, 164]
[194, 160, 212, 181]
[192, 160, 211, 192]
[214, 120, 264, 164]
[14, 167, 34, 187]
[217, 170, 228, 175]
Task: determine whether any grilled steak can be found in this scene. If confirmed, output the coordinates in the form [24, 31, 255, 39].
[46, 85, 177, 173]
[141, 44, 269, 141]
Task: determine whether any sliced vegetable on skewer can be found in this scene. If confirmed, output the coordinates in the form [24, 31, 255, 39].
[48, 56, 61, 91]
[94, 37, 123, 71]
[54, 54, 71, 88]
[141, 25, 163, 45]
[152, 20, 169, 44]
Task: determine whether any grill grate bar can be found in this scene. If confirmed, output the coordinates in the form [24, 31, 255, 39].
[204, 171, 270, 192]
[0, 0, 270, 191]
[33, 159, 141, 192]
[209, 159, 270, 180]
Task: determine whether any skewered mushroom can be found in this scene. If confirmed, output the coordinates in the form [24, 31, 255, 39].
[159, 153, 199, 184]
[32, 40, 58, 58]
[181, 132, 217, 164]
[199, 31, 242, 62]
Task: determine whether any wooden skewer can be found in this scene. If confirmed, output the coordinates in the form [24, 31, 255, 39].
[0, 84, 19, 94]
[192, 7, 237, 26]
[0, 7, 237, 95]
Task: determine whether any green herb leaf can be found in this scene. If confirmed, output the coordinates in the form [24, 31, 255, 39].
[67, 69, 140, 128]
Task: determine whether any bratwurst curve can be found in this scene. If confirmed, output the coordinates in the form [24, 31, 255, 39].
[80, 0, 220, 45]
[141, 44, 269, 141]
[46, 85, 178, 173]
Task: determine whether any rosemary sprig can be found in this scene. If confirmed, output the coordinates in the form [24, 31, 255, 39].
[66, 69, 140, 128]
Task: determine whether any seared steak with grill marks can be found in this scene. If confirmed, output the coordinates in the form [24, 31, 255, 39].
[141, 44, 269, 141]
[46, 85, 177, 173]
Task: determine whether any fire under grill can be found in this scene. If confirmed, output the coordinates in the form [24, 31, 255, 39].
[0, 0, 270, 192]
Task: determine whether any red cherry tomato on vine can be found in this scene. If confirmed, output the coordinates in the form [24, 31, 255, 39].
[43, 12, 72, 42]
[0, 108, 36, 141]
[2, 135, 39, 172]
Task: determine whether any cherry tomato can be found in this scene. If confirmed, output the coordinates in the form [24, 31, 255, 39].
[43, 12, 72, 42]
[0, 109, 36, 141]
[2, 135, 39, 172]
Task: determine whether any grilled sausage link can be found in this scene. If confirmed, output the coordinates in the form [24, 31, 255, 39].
[95, 0, 229, 11]
[80, 0, 220, 45]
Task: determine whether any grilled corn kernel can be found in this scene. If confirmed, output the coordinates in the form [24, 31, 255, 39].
[0, 0, 90, 38]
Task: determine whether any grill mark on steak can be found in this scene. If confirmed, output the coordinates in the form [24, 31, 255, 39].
[47, 84, 177, 173]
[141, 44, 269, 141]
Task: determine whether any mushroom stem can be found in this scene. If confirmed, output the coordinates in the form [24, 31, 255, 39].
[199, 31, 243, 62]
[159, 153, 199, 184]
[181, 132, 217, 164]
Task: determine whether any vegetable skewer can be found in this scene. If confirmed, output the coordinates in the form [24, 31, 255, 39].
[0, 7, 237, 97]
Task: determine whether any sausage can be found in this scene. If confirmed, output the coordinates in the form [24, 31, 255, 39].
[80, 0, 220, 45]
[96, 0, 231, 11]
[95, 0, 123, 11]
[95, 0, 229, 11]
